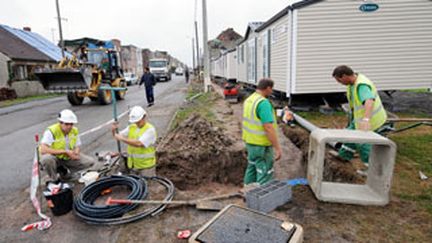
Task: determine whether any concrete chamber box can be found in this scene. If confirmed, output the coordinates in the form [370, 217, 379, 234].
[307, 129, 396, 206]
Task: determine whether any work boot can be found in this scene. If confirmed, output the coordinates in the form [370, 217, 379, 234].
[58, 166, 79, 181]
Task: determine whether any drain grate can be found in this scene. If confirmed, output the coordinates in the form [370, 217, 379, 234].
[191, 205, 296, 243]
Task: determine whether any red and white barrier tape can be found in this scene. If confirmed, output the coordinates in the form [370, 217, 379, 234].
[21, 149, 52, 232]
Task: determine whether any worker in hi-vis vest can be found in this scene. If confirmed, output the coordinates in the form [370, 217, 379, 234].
[111, 106, 157, 177]
[40, 109, 93, 183]
[242, 78, 282, 185]
[332, 65, 388, 169]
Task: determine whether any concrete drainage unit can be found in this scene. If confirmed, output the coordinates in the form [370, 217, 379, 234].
[308, 129, 397, 206]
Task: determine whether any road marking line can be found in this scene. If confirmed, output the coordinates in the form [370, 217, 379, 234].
[80, 110, 129, 138]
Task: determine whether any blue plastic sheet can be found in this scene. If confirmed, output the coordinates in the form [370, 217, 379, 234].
[286, 178, 308, 186]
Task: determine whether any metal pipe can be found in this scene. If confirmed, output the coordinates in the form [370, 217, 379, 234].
[292, 113, 318, 132]
[292, 112, 337, 148]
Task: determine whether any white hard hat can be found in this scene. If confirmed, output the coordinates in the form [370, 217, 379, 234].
[129, 106, 147, 123]
[58, 109, 78, 123]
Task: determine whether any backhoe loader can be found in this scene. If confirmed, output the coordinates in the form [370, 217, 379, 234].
[35, 46, 126, 106]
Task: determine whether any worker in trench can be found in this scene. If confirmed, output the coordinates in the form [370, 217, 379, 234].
[111, 106, 157, 177]
[39, 109, 93, 183]
[242, 78, 282, 186]
[332, 65, 388, 173]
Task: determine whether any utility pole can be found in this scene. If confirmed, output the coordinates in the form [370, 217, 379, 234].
[202, 0, 211, 92]
[192, 38, 196, 72]
[55, 0, 65, 58]
[194, 21, 200, 76]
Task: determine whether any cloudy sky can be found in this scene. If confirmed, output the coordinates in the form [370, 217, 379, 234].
[0, 0, 295, 65]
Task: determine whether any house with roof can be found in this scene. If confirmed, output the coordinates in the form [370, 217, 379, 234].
[0, 24, 66, 97]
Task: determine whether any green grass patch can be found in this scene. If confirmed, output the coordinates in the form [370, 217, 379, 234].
[401, 88, 430, 93]
[392, 134, 432, 174]
[0, 93, 64, 108]
[170, 85, 217, 130]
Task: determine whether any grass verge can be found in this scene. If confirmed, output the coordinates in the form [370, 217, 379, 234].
[0, 93, 64, 108]
[170, 83, 217, 130]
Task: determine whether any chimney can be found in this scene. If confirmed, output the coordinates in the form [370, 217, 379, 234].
[23, 27, 31, 32]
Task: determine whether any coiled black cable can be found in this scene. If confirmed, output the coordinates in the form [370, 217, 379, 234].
[74, 175, 175, 225]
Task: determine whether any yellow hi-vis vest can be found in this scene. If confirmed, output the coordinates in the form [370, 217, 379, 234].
[47, 123, 79, 160]
[242, 92, 278, 146]
[127, 123, 157, 169]
[347, 74, 387, 131]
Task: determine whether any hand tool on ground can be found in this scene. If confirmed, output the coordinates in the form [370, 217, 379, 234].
[105, 192, 241, 211]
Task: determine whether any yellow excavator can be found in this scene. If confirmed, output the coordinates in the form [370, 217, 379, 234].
[35, 45, 126, 106]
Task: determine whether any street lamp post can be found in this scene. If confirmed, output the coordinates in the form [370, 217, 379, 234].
[55, 0, 65, 58]
[192, 38, 196, 72]
[194, 21, 200, 76]
[201, 0, 211, 92]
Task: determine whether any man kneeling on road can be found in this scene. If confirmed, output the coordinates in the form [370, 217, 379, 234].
[242, 78, 282, 186]
[40, 109, 92, 183]
[111, 106, 157, 177]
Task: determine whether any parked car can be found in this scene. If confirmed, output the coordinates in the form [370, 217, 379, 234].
[175, 67, 184, 76]
[124, 73, 138, 86]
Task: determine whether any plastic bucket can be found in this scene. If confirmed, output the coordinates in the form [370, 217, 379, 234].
[44, 188, 73, 216]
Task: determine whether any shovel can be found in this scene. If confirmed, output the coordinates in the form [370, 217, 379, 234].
[105, 192, 241, 211]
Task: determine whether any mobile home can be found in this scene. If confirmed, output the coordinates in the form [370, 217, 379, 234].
[232, 0, 432, 97]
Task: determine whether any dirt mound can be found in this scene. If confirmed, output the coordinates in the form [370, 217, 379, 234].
[157, 114, 246, 190]
[281, 125, 364, 183]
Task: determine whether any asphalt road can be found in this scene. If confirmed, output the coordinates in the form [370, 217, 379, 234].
[0, 75, 188, 198]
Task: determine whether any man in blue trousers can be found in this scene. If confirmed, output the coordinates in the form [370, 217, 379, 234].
[139, 67, 156, 107]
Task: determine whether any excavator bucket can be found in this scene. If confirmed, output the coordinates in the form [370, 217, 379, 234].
[35, 67, 92, 92]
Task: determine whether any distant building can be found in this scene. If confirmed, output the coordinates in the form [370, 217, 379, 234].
[209, 28, 243, 59]
[141, 48, 153, 69]
[121, 45, 143, 77]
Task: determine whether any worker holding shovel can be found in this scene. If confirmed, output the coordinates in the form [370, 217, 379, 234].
[111, 106, 158, 177]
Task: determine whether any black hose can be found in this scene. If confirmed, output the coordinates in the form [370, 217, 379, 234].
[73, 175, 175, 225]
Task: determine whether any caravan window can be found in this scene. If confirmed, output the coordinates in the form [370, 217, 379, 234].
[262, 31, 270, 78]
[247, 38, 256, 83]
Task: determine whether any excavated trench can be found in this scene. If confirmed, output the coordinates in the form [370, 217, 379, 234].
[280, 125, 365, 184]
[156, 114, 247, 190]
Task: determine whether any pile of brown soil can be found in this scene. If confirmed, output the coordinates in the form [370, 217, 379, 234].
[156, 114, 247, 190]
[281, 125, 364, 183]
